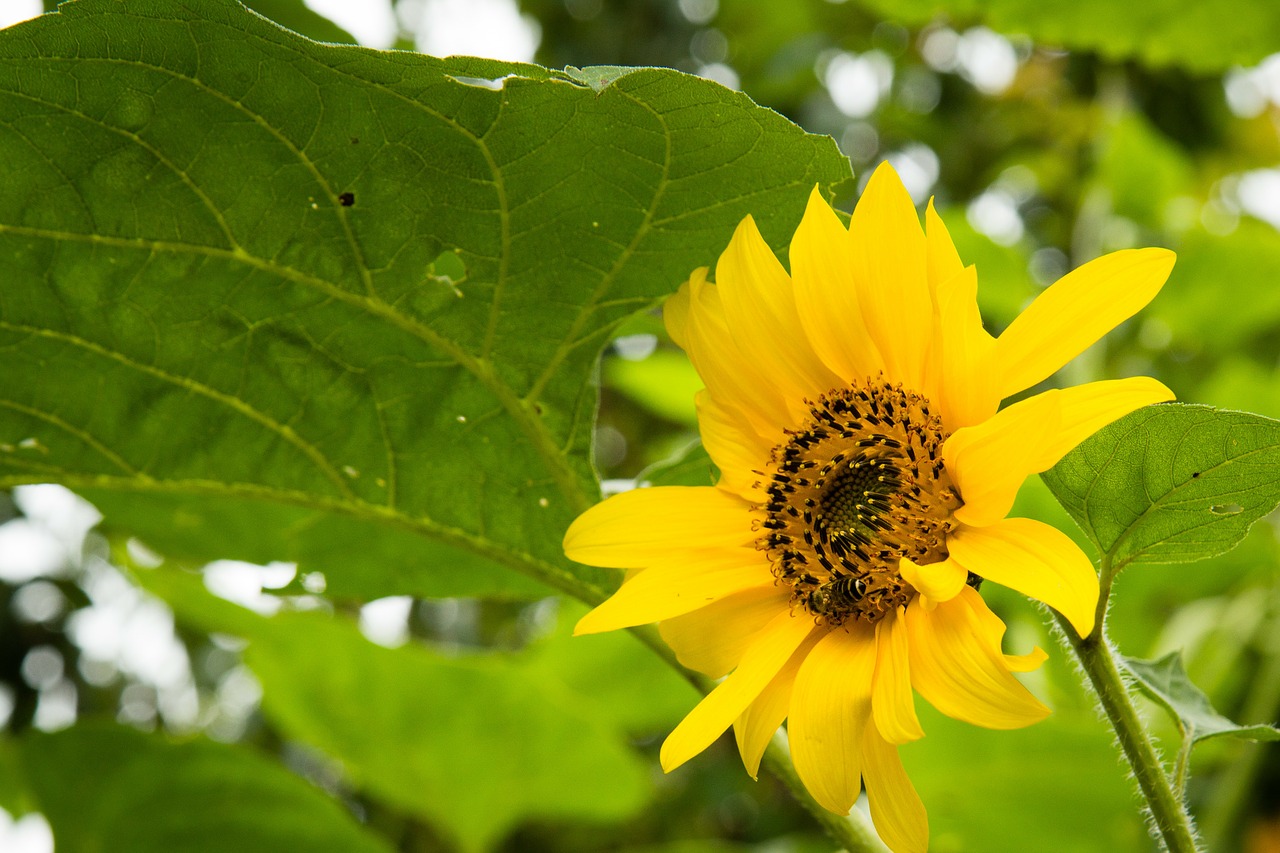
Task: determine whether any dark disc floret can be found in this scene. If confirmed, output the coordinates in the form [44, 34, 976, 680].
[756, 379, 966, 626]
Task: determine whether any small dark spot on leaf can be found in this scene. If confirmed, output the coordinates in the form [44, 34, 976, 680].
[350, 137, 359, 144]
[1191, 471, 1200, 478]
[533, 403, 544, 415]
[339, 192, 355, 207]
[1210, 504, 1243, 515]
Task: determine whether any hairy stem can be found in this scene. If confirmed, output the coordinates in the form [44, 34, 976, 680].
[1058, 556, 1201, 852]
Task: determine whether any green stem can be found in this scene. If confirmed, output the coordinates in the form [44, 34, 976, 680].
[1058, 556, 1201, 852]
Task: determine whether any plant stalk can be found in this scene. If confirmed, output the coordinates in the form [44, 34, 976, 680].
[1058, 556, 1202, 852]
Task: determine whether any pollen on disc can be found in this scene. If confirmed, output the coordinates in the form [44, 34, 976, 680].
[758, 378, 963, 626]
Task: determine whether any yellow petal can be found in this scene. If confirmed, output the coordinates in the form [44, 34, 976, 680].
[925, 199, 964, 291]
[872, 607, 924, 744]
[918, 200, 962, 404]
[848, 162, 933, 390]
[575, 550, 771, 635]
[695, 391, 772, 501]
[965, 591, 1049, 673]
[945, 375, 1173, 528]
[944, 390, 1063, 528]
[936, 266, 1000, 431]
[899, 555, 967, 606]
[663, 274, 695, 352]
[659, 585, 791, 678]
[905, 588, 1050, 729]
[734, 629, 824, 778]
[788, 625, 877, 814]
[563, 486, 754, 568]
[862, 727, 929, 853]
[682, 270, 793, 434]
[1031, 377, 1175, 471]
[716, 214, 844, 412]
[1003, 646, 1049, 673]
[994, 248, 1176, 398]
[661, 610, 816, 772]
[791, 186, 884, 384]
[949, 519, 1100, 637]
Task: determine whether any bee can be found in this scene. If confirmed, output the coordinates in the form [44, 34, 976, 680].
[807, 574, 868, 618]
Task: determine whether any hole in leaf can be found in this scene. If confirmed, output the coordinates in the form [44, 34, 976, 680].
[427, 250, 467, 296]
[449, 75, 509, 90]
[1209, 504, 1243, 515]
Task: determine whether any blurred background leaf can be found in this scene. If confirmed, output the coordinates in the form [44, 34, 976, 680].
[11, 723, 394, 853]
[848, 0, 1280, 71]
[140, 567, 655, 853]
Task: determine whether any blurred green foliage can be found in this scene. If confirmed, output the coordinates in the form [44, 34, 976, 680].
[2, 0, 1280, 852]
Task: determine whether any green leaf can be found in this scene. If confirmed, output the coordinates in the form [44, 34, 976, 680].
[15, 724, 393, 853]
[0, 0, 849, 604]
[852, 0, 1280, 72]
[1122, 651, 1280, 748]
[142, 567, 652, 852]
[1042, 404, 1280, 570]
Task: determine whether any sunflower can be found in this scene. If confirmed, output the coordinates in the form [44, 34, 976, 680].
[564, 162, 1174, 852]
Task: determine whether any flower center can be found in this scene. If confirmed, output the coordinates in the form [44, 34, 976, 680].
[757, 379, 964, 627]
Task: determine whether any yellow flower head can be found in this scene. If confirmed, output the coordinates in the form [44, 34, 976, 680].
[564, 162, 1175, 852]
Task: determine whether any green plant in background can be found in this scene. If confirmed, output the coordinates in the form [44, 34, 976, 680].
[2, 1, 1280, 852]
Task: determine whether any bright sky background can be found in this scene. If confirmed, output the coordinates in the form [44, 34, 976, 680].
[305, 0, 540, 60]
[0, 0, 40, 30]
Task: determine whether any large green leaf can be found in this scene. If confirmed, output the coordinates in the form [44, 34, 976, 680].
[1042, 404, 1280, 570]
[853, 0, 1280, 72]
[0, 0, 849, 603]
[13, 724, 393, 853]
[142, 567, 653, 852]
